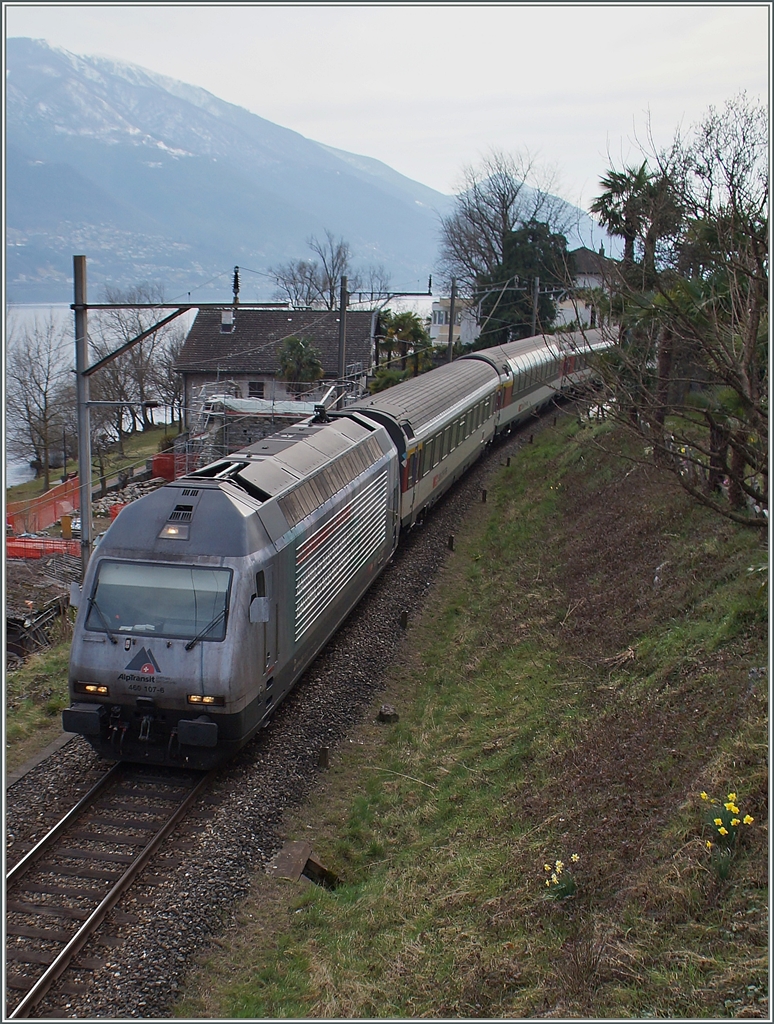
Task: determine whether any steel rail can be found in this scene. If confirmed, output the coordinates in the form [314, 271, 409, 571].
[7, 768, 213, 1019]
[6, 763, 124, 885]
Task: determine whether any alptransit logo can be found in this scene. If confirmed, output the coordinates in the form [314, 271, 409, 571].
[118, 648, 161, 681]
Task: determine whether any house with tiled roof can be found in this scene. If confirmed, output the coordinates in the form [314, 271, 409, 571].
[174, 307, 378, 430]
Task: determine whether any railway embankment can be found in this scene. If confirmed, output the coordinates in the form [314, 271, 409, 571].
[175, 412, 768, 1020]
[5, 410, 767, 1018]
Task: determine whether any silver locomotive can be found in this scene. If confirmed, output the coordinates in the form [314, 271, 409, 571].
[64, 329, 607, 768]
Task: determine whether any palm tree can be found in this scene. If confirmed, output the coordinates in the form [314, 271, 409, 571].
[278, 336, 324, 396]
[378, 311, 431, 375]
[591, 162, 653, 269]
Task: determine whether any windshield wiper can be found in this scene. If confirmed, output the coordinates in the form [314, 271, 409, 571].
[88, 596, 118, 644]
[185, 608, 226, 651]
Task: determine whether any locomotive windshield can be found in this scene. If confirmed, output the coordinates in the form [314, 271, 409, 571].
[85, 561, 232, 642]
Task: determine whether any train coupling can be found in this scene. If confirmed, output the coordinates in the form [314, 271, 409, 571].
[136, 696, 156, 742]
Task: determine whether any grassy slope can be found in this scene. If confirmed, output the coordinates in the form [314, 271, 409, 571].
[174, 414, 768, 1020]
[6, 424, 176, 507]
[5, 617, 74, 771]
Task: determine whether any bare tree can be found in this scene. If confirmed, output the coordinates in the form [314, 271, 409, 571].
[269, 231, 391, 309]
[594, 93, 768, 527]
[151, 324, 187, 431]
[90, 283, 176, 441]
[269, 258, 322, 308]
[438, 149, 571, 294]
[308, 230, 354, 309]
[6, 313, 71, 491]
[351, 263, 392, 303]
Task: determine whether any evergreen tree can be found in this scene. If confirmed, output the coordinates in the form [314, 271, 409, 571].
[474, 220, 569, 348]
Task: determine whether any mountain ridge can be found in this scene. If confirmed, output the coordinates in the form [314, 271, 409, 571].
[5, 37, 607, 304]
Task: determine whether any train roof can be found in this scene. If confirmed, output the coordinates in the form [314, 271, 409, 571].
[95, 415, 394, 558]
[462, 328, 608, 373]
[93, 478, 273, 559]
[349, 358, 498, 438]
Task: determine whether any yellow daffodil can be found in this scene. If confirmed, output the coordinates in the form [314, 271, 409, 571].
[718, 826, 729, 836]
[706, 840, 713, 849]
[544, 864, 551, 872]
[744, 814, 754, 825]
[714, 818, 723, 826]
[555, 860, 564, 871]
[727, 792, 737, 801]
[551, 873, 558, 884]
[545, 879, 551, 887]
[700, 792, 709, 800]
[571, 853, 580, 863]
[731, 818, 741, 827]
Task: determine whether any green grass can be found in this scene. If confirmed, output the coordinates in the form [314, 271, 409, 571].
[175, 414, 767, 1019]
[5, 616, 74, 770]
[7, 411, 766, 1017]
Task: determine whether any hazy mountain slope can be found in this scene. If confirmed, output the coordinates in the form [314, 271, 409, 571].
[5, 38, 608, 305]
[5, 38, 451, 302]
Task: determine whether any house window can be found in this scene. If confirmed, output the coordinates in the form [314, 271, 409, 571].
[248, 381, 265, 399]
[220, 311, 234, 333]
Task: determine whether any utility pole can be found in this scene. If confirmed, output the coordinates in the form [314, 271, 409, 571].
[531, 276, 540, 336]
[446, 277, 457, 363]
[73, 256, 93, 575]
[337, 275, 348, 409]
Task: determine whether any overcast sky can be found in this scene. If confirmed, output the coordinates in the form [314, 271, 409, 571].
[3, 2, 770, 210]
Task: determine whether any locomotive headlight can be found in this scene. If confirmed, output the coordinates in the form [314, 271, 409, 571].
[187, 694, 225, 706]
[159, 524, 190, 540]
[74, 682, 110, 696]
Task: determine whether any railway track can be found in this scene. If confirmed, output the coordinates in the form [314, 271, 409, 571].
[5, 762, 212, 1018]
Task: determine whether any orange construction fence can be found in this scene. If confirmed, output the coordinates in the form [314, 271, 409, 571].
[6, 476, 80, 535]
[7, 537, 82, 560]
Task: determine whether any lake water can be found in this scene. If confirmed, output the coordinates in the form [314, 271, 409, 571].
[6, 461, 37, 487]
[5, 302, 73, 335]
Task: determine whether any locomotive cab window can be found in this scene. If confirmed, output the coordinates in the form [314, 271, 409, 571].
[85, 560, 232, 642]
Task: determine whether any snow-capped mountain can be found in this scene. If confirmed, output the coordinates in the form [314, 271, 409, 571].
[5, 37, 606, 304]
[6, 38, 455, 302]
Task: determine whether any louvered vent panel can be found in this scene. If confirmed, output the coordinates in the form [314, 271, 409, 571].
[168, 504, 194, 522]
[181, 488, 200, 497]
[279, 435, 386, 528]
[294, 470, 388, 642]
